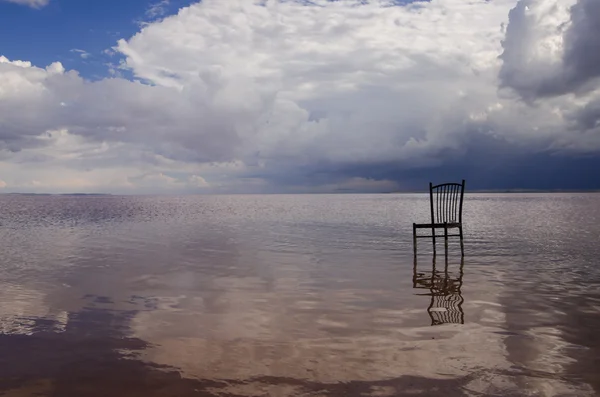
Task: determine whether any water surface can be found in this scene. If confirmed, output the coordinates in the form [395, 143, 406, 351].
[0, 193, 598, 396]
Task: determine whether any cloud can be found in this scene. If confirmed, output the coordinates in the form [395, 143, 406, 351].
[0, 0, 49, 8]
[116, 0, 518, 166]
[564, 0, 600, 91]
[497, 0, 600, 176]
[188, 175, 209, 188]
[499, 0, 600, 99]
[71, 49, 92, 60]
[145, 0, 170, 19]
[0, 56, 242, 163]
[1, 0, 600, 193]
[127, 172, 210, 192]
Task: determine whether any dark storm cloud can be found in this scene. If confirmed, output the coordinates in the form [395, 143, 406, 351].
[254, 133, 600, 192]
[573, 97, 600, 132]
[387, 135, 600, 191]
[564, 0, 600, 92]
[500, 0, 600, 100]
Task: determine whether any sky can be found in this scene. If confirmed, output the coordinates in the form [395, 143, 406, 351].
[0, 0, 599, 194]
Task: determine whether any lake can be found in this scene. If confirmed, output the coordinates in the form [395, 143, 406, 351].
[0, 193, 598, 396]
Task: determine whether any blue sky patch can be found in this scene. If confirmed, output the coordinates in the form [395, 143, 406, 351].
[0, 0, 195, 79]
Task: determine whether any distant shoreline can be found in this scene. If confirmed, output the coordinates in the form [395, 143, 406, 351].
[1, 190, 599, 196]
[2, 193, 113, 196]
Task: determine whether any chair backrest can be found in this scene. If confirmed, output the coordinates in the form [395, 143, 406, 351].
[429, 180, 465, 224]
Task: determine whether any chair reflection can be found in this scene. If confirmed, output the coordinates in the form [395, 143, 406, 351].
[413, 255, 464, 326]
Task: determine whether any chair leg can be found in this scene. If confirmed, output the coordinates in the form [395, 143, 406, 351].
[413, 223, 417, 258]
[444, 222, 448, 258]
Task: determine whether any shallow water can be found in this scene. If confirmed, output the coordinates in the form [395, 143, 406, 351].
[0, 193, 598, 396]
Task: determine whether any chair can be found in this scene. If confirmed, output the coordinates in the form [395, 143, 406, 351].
[412, 180, 465, 257]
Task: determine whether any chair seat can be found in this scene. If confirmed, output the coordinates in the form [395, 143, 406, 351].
[412, 180, 465, 256]
[414, 222, 461, 229]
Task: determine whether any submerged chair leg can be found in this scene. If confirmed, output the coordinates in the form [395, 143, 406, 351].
[412, 223, 417, 257]
[412, 254, 418, 288]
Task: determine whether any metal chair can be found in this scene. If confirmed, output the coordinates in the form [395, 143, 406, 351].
[413, 180, 465, 257]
